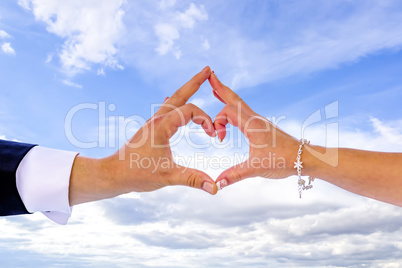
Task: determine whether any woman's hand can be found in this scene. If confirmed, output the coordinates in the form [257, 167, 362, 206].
[69, 67, 218, 206]
[209, 72, 300, 189]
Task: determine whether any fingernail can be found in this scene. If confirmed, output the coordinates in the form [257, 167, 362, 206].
[216, 179, 227, 191]
[163, 97, 169, 103]
[211, 70, 216, 76]
[202, 182, 214, 194]
[218, 136, 223, 142]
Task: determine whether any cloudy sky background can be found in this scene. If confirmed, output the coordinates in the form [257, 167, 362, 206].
[2, 0, 402, 267]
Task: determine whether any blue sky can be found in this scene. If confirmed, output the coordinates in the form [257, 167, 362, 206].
[2, 0, 402, 267]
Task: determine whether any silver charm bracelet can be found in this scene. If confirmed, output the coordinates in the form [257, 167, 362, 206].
[294, 138, 315, 198]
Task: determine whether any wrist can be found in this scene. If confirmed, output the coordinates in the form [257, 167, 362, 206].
[302, 144, 328, 178]
[69, 156, 120, 206]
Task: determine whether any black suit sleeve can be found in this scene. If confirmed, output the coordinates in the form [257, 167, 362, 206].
[0, 139, 37, 216]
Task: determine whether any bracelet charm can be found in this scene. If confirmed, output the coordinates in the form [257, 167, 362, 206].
[295, 138, 315, 198]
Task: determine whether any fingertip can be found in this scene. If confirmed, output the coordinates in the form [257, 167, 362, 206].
[211, 123, 218, 138]
[209, 128, 217, 138]
[202, 66, 211, 75]
[214, 121, 226, 142]
[218, 131, 226, 142]
[208, 71, 226, 94]
[209, 70, 218, 81]
[212, 181, 218, 195]
[201, 119, 217, 138]
[216, 170, 235, 187]
[211, 71, 221, 84]
[202, 181, 215, 195]
[216, 178, 228, 191]
[208, 129, 217, 138]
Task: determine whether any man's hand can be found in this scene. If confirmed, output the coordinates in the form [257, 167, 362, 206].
[69, 67, 217, 206]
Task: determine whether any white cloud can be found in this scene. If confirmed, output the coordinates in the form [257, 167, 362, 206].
[154, 3, 208, 58]
[202, 39, 210, 50]
[370, 117, 402, 146]
[189, 97, 206, 109]
[97, 67, 105, 76]
[154, 23, 180, 56]
[45, 53, 53, 63]
[19, 0, 125, 77]
[1, 42, 15, 55]
[175, 3, 208, 29]
[17, 0, 31, 10]
[0, 30, 11, 39]
[0, 23, 15, 55]
[62, 79, 83, 88]
[0, 133, 21, 142]
[159, 0, 176, 9]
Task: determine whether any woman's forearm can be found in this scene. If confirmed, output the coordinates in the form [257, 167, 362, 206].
[304, 145, 402, 206]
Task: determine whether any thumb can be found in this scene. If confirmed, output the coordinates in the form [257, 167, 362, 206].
[216, 161, 256, 190]
[169, 166, 218, 195]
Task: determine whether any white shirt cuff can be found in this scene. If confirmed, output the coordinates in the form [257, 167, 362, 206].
[16, 146, 78, 225]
